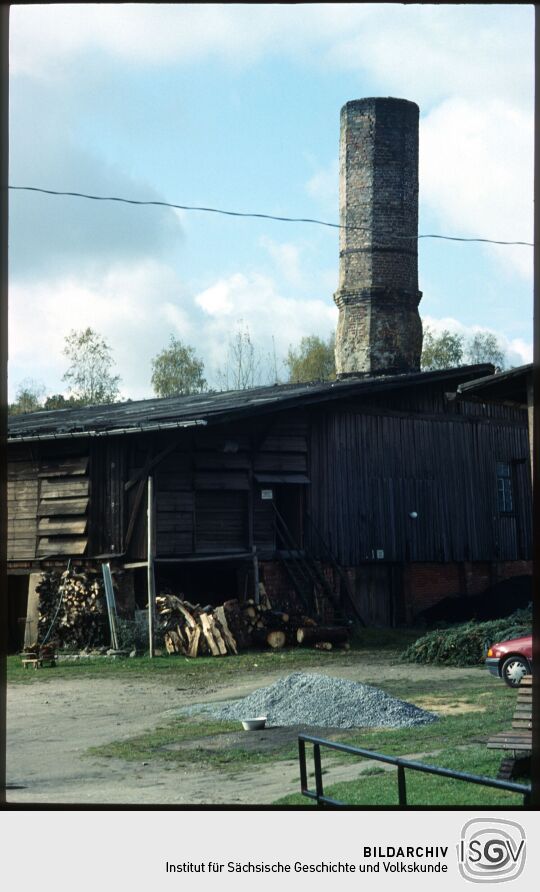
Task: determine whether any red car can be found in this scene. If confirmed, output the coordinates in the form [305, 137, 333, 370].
[485, 634, 532, 687]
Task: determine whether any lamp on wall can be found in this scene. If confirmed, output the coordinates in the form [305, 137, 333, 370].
[408, 511, 418, 519]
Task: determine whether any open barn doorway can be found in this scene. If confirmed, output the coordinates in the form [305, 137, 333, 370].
[275, 484, 305, 549]
[154, 559, 251, 607]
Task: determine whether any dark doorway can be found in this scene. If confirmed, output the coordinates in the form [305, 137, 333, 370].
[275, 485, 305, 549]
[155, 560, 246, 606]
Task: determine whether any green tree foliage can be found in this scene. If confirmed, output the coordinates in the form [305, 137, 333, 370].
[43, 394, 83, 410]
[151, 336, 207, 397]
[285, 333, 336, 383]
[466, 332, 506, 371]
[62, 327, 121, 405]
[420, 326, 464, 370]
[8, 379, 45, 415]
[421, 325, 507, 372]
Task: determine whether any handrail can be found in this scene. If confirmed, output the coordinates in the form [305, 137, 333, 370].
[305, 510, 366, 626]
[272, 502, 338, 615]
[298, 733, 531, 807]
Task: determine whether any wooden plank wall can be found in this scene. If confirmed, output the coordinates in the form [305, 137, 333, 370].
[8, 448, 39, 560]
[309, 406, 532, 565]
[8, 443, 90, 560]
[89, 438, 124, 556]
[123, 418, 310, 559]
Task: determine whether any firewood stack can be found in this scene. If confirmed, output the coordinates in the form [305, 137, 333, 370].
[241, 599, 315, 649]
[156, 595, 239, 657]
[35, 568, 107, 650]
[156, 588, 351, 656]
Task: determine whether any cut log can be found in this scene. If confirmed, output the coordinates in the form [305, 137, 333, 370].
[296, 626, 349, 646]
[188, 626, 201, 658]
[266, 630, 286, 649]
[213, 606, 238, 655]
[199, 613, 221, 657]
[206, 614, 227, 656]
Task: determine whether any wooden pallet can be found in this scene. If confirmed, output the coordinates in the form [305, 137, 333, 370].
[487, 676, 532, 780]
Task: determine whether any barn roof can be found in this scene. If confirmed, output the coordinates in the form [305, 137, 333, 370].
[8, 363, 495, 442]
[457, 363, 532, 405]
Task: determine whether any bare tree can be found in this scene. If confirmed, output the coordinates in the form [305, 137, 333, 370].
[217, 322, 273, 391]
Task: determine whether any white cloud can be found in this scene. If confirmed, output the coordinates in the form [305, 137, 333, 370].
[259, 237, 304, 289]
[12, 4, 532, 110]
[8, 262, 339, 400]
[421, 315, 532, 368]
[420, 98, 533, 280]
[322, 5, 532, 108]
[193, 271, 338, 381]
[8, 261, 193, 400]
[10, 4, 374, 76]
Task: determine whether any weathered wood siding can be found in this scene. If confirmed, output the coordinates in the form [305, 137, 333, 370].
[8, 447, 39, 560]
[308, 405, 532, 565]
[124, 418, 309, 560]
[8, 443, 90, 560]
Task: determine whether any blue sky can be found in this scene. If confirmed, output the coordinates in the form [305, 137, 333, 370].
[8, 4, 534, 400]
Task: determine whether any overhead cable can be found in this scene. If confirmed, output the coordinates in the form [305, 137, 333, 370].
[8, 185, 534, 247]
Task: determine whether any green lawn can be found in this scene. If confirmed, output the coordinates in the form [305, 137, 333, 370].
[276, 680, 528, 806]
[7, 630, 529, 807]
[6, 627, 421, 687]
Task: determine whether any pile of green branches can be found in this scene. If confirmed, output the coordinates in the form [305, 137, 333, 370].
[401, 607, 532, 667]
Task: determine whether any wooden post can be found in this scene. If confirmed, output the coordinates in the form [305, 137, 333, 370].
[24, 572, 42, 649]
[0, 5, 9, 806]
[147, 475, 156, 658]
[252, 545, 260, 605]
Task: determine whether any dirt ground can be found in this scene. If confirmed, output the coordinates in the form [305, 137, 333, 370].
[6, 661, 484, 805]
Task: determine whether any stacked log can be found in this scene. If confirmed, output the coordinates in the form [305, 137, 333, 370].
[240, 599, 318, 649]
[35, 568, 107, 650]
[156, 595, 239, 658]
[156, 588, 351, 657]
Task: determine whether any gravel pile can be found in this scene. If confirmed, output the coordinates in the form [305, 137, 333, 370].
[209, 672, 438, 729]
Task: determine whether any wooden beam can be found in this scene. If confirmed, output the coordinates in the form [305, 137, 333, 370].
[147, 476, 156, 658]
[125, 437, 187, 492]
[124, 477, 147, 553]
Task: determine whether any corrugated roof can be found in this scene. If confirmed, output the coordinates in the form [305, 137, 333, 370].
[8, 363, 495, 442]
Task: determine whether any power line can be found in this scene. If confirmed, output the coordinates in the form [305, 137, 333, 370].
[8, 185, 534, 247]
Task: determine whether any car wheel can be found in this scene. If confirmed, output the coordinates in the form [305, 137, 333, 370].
[501, 656, 530, 688]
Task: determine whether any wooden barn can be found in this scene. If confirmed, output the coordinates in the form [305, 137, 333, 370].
[7, 97, 532, 648]
[6, 364, 532, 649]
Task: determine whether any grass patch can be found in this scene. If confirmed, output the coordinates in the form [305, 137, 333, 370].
[88, 714, 299, 772]
[276, 682, 528, 806]
[6, 629, 413, 687]
[85, 668, 523, 796]
[276, 746, 526, 807]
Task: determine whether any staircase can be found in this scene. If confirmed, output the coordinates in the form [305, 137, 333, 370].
[272, 504, 364, 625]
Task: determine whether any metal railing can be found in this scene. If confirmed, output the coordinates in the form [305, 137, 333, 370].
[298, 734, 531, 807]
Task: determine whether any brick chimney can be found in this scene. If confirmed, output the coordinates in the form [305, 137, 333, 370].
[334, 97, 423, 376]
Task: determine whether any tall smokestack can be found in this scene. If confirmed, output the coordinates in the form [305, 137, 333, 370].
[334, 97, 423, 376]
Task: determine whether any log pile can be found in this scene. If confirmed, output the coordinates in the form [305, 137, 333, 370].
[156, 588, 351, 657]
[241, 599, 317, 650]
[35, 568, 107, 650]
[156, 595, 239, 657]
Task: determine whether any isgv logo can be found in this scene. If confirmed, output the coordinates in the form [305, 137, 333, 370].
[458, 819, 526, 883]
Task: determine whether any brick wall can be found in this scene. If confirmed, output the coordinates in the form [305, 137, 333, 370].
[406, 560, 532, 617]
[334, 97, 423, 376]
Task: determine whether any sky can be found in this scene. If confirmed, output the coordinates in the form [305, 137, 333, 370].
[8, 3, 534, 401]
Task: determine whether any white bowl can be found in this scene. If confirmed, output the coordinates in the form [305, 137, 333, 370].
[241, 716, 267, 731]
